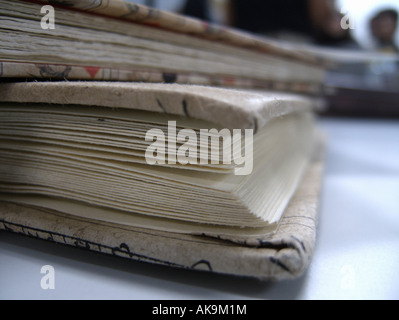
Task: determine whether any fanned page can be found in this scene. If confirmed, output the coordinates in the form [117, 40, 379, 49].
[0, 140, 325, 280]
[0, 0, 325, 93]
[0, 82, 317, 241]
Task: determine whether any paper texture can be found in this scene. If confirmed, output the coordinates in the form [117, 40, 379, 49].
[0, 138, 324, 280]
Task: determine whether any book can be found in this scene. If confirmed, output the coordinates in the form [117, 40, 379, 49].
[0, 81, 325, 280]
[0, 0, 327, 280]
[0, 0, 325, 94]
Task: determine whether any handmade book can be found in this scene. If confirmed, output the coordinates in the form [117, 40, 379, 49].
[0, 0, 327, 280]
[0, 81, 325, 280]
[0, 0, 325, 94]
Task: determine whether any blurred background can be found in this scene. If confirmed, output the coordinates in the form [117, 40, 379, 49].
[129, 0, 399, 118]
[130, 0, 399, 50]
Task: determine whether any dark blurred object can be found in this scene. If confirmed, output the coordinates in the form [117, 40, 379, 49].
[181, 0, 358, 48]
[181, 0, 211, 21]
[229, 0, 358, 48]
[370, 9, 399, 53]
[231, 0, 313, 35]
[324, 86, 399, 118]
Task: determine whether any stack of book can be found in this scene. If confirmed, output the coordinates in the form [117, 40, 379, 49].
[0, 0, 326, 280]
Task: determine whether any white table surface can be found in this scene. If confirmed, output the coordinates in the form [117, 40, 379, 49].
[1, 116, 399, 300]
